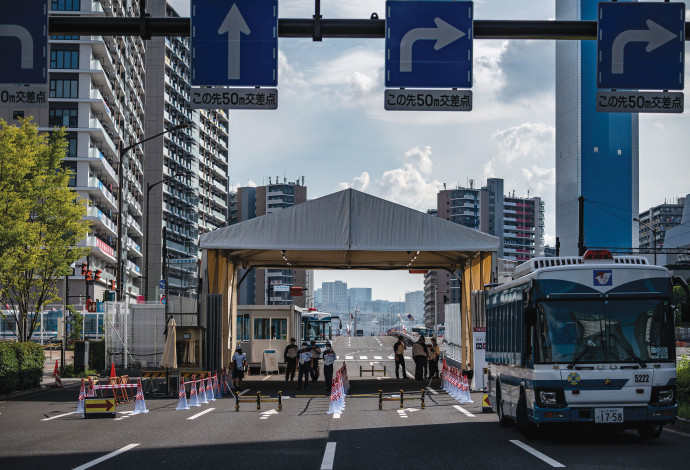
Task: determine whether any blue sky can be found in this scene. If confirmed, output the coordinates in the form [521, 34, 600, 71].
[171, 0, 690, 301]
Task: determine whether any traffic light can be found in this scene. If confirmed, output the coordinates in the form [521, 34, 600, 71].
[85, 270, 93, 281]
[109, 279, 116, 290]
[94, 270, 102, 282]
[81, 263, 87, 275]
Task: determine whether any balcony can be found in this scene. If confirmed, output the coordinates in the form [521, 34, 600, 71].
[85, 206, 117, 237]
[79, 235, 116, 262]
[88, 118, 117, 157]
[81, 177, 117, 211]
[86, 147, 118, 185]
[126, 260, 141, 277]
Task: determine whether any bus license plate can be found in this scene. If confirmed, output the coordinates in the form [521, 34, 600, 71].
[595, 408, 624, 423]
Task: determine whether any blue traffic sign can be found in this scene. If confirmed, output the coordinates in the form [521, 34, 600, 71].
[385, 1, 473, 88]
[0, 0, 47, 84]
[191, 0, 278, 87]
[597, 2, 685, 90]
[159, 279, 166, 290]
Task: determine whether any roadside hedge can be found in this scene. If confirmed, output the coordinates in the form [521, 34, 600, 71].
[678, 357, 690, 405]
[0, 342, 44, 394]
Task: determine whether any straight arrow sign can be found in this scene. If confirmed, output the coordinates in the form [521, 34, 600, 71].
[400, 18, 465, 72]
[218, 4, 250, 80]
[611, 19, 676, 74]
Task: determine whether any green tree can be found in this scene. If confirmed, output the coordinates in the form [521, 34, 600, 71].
[66, 305, 84, 341]
[0, 119, 91, 342]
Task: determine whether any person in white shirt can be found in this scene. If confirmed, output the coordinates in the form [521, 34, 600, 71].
[322, 342, 337, 392]
[231, 345, 247, 390]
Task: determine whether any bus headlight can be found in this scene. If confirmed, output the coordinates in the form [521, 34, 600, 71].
[536, 388, 566, 408]
[650, 386, 676, 406]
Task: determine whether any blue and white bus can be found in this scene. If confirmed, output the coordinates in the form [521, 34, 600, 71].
[487, 249, 689, 439]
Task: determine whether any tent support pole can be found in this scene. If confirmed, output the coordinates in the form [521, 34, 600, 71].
[236, 267, 255, 288]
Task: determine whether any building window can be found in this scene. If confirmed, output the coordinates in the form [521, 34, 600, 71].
[50, 35, 80, 40]
[51, 0, 80, 11]
[65, 132, 77, 157]
[49, 108, 78, 128]
[12, 111, 24, 120]
[50, 78, 79, 98]
[50, 50, 79, 69]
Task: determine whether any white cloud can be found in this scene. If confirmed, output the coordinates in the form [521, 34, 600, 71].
[338, 146, 443, 211]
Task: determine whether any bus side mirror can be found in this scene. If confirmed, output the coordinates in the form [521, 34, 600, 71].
[682, 302, 690, 323]
[524, 305, 537, 327]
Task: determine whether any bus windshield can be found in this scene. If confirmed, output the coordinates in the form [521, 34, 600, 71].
[303, 320, 332, 343]
[536, 298, 675, 364]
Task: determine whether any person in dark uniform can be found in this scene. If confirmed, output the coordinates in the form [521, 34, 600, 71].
[412, 336, 428, 381]
[310, 340, 322, 383]
[394, 336, 407, 379]
[284, 338, 298, 382]
[323, 342, 337, 392]
[297, 342, 312, 390]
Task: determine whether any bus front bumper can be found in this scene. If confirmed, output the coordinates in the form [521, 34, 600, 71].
[532, 404, 677, 425]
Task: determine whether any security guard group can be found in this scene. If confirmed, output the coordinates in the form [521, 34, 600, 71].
[284, 338, 337, 392]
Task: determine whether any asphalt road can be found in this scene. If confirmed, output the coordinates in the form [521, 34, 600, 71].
[1, 336, 689, 469]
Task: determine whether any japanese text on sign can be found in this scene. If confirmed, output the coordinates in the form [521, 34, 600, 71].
[384, 89, 472, 111]
[190, 87, 277, 110]
[0, 85, 47, 108]
[596, 91, 683, 114]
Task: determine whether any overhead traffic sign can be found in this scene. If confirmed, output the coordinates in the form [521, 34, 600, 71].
[0, 0, 48, 85]
[597, 2, 685, 90]
[385, 1, 473, 88]
[191, 0, 278, 87]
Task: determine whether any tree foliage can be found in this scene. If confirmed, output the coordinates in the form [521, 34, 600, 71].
[0, 119, 91, 342]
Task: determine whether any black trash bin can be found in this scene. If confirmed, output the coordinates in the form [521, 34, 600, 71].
[74, 341, 90, 373]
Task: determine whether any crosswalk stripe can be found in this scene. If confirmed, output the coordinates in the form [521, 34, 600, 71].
[374, 356, 382, 360]
[345, 356, 353, 360]
[360, 356, 368, 360]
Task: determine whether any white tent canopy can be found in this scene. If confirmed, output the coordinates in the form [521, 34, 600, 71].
[200, 188, 499, 270]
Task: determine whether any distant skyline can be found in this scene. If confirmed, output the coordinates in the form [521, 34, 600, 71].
[170, 1, 690, 301]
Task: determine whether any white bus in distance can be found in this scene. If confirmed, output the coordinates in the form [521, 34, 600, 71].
[487, 249, 689, 440]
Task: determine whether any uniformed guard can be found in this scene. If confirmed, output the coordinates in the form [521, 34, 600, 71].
[323, 342, 337, 392]
[297, 342, 312, 390]
[284, 338, 299, 383]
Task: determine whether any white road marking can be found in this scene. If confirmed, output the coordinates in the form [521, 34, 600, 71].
[509, 440, 566, 468]
[73, 443, 139, 470]
[333, 413, 341, 419]
[388, 355, 394, 360]
[453, 405, 476, 418]
[374, 356, 382, 360]
[260, 409, 278, 420]
[427, 387, 438, 395]
[239, 389, 250, 396]
[187, 408, 215, 420]
[41, 411, 75, 421]
[261, 375, 271, 381]
[397, 409, 408, 419]
[320, 442, 337, 470]
[345, 356, 353, 360]
[360, 356, 368, 360]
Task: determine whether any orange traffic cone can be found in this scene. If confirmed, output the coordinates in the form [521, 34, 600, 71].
[52, 359, 59, 377]
[109, 362, 116, 379]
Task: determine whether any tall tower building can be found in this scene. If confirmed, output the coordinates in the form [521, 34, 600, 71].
[144, 0, 230, 303]
[0, 0, 148, 306]
[236, 179, 310, 307]
[322, 281, 349, 314]
[556, 0, 639, 254]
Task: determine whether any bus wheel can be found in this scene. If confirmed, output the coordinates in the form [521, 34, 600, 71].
[637, 424, 663, 440]
[516, 392, 538, 439]
[496, 383, 511, 428]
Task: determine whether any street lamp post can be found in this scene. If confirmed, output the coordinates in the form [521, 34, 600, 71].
[115, 124, 188, 302]
[633, 217, 658, 265]
[144, 171, 185, 300]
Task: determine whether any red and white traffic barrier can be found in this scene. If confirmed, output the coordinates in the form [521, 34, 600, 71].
[327, 363, 350, 415]
[52, 360, 63, 388]
[441, 363, 472, 404]
[132, 378, 148, 414]
[205, 375, 215, 402]
[176, 377, 189, 410]
[75, 379, 86, 414]
[188, 375, 201, 407]
[198, 374, 209, 405]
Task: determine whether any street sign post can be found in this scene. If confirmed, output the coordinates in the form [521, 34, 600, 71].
[84, 398, 116, 418]
[597, 2, 685, 90]
[158, 279, 166, 290]
[191, 0, 278, 87]
[385, 1, 473, 88]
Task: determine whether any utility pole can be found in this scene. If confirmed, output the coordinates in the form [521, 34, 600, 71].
[434, 284, 438, 339]
[578, 196, 586, 256]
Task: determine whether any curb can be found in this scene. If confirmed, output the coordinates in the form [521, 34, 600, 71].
[669, 417, 690, 435]
[0, 380, 82, 401]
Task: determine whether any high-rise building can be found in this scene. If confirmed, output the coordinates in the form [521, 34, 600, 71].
[556, 0, 639, 254]
[637, 197, 686, 253]
[404, 291, 424, 318]
[0, 0, 148, 305]
[322, 281, 349, 314]
[235, 179, 310, 307]
[144, 0, 230, 303]
[349, 288, 372, 307]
